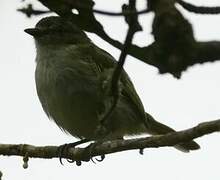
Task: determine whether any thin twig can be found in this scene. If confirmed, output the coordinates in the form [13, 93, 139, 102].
[18, 3, 150, 18]
[17, 4, 50, 17]
[99, 0, 140, 127]
[92, 8, 150, 16]
[177, 0, 220, 14]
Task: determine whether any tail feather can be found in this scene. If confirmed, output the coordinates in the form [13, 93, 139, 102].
[145, 112, 200, 152]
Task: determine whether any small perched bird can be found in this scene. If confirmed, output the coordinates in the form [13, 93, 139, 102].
[25, 16, 200, 152]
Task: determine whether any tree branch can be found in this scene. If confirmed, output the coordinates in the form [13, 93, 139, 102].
[1, 119, 220, 164]
[17, 3, 150, 17]
[19, 0, 220, 78]
[195, 41, 220, 63]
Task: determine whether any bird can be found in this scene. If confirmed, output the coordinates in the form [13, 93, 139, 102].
[25, 16, 200, 153]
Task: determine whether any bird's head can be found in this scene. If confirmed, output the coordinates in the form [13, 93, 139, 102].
[25, 16, 89, 45]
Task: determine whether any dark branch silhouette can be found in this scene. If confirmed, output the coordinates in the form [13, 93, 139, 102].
[177, 0, 220, 14]
[18, 0, 220, 78]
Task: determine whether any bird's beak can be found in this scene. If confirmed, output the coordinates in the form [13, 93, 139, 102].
[24, 28, 42, 36]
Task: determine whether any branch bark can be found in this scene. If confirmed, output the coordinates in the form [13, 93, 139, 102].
[1, 119, 219, 163]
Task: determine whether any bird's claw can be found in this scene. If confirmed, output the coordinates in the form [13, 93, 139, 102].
[57, 139, 105, 166]
[95, 154, 105, 162]
[85, 142, 106, 164]
[57, 143, 70, 165]
[57, 139, 90, 165]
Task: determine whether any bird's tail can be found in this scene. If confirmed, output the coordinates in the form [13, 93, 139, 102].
[145, 112, 200, 152]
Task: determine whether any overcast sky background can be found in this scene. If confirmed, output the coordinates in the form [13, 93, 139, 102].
[0, 0, 220, 180]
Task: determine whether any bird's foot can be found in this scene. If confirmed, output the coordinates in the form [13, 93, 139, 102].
[57, 139, 90, 165]
[84, 142, 105, 164]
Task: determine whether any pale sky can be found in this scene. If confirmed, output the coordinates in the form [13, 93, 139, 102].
[0, 0, 220, 180]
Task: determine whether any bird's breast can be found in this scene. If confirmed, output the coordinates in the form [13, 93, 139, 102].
[35, 55, 101, 139]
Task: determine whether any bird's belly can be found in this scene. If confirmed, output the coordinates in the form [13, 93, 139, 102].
[35, 61, 146, 140]
[36, 69, 100, 139]
[46, 90, 101, 139]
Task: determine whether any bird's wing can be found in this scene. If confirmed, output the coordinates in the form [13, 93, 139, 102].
[89, 43, 146, 122]
[65, 43, 146, 122]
